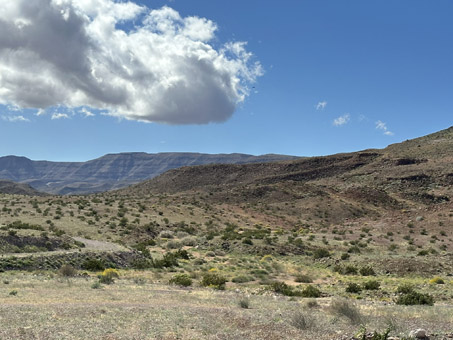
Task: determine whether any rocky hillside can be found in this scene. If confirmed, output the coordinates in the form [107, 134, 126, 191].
[0, 152, 299, 195]
[122, 126, 453, 225]
[0, 180, 45, 196]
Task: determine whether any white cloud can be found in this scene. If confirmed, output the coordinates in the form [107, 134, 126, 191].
[1, 115, 30, 122]
[375, 120, 394, 136]
[333, 114, 350, 126]
[51, 113, 69, 120]
[79, 108, 95, 117]
[0, 1, 262, 125]
[316, 101, 327, 110]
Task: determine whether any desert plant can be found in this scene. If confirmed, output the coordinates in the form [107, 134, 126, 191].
[91, 281, 101, 289]
[238, 297, 250, 309]
[429, 277, 445, 284]
[82, 258, 105, 271]
[232, 275, 253, 283]
[301, 285, 321, 298]
[294, 274, 313, 283]
[359, 266, 376, 276]
[395, 284, 414, 294]
[58, 264, 77, 277]
[396, 291, 434, 306]
[357, 327, 391, 340]
[99, 268, 119, 284]
[313, 248, 330, 259]
[330, 299, 363, 325]
[270, 281, 295, 296]
[290, 311, 314, 330]
[363, 280, 380, 290]
[201, 273, 227, 290]
[346, 282, 362, 293]
[169, 274, 192, 287]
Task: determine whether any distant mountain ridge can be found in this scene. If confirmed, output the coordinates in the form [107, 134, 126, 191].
[0, 152, 300, 195]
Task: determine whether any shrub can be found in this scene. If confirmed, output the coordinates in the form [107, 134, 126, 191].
[82, 258, 105, 271]
[9, 290, 18, 296]
[346, 283, 362, 293]
[58, 264, 77, 277]
[313, 248, 330, 259]
[232, 275, 254, 283]
[301, 285, 321, 298]
[238, 297, 250, 309]
[169, 274, 192, 287]
[99, 268, 119, 284]
[363, 280, 380, 290]
[294, 274, 313, 283]
[131, 258, 153, 270]
[201, 273, 227, 290]
[341, 253, 350, 260]
[395, 284, 414, 294]
[271, 281, 296, 296]
[290, 311, 314, 330]
[359, 266, 376, 276]
[166, 240, 182, 249]
[396, 291, 434, 306]
[357, 327, 391, 340]
[343, 265, 358, 275]
[181, 237, 197, 247]
[429, 277, 445, 284]
[329, 299, 363, 325]
[91, 281, 102, 289]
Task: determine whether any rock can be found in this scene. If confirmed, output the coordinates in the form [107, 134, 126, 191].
[409, 329, 427, 339]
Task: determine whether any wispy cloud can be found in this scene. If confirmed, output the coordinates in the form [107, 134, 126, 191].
[0, 1, 262, 125]
[333, 114, 350, 126]
[80, 108, 95, 117]
[375, 120, 394, 136]
[1, 115, 30, 122]
[316, 101, 327, 111]
[51, 113, 69, 120]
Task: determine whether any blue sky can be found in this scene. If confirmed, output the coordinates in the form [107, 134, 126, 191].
[0, 0, 451, 161]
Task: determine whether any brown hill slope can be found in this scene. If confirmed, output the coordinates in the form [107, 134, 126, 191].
[120, 126, 453, 227]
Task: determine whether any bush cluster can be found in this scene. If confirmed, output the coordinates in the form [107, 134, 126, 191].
[395, 284, 434, 305]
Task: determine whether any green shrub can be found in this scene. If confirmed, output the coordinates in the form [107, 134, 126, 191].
[82, 258, 105, 271]
[357, 327, 391, 340]
[359, 266, 376, 276]
[301, 285, 321, 298]
[395, 284, 414, 294]
[232, 275, 253, 283]
[343, 265, 358, 275]
[238, 297, 250, 309]
[396, 291, 434, 306]
[169, 274, 192, 287]
[201, 273, 227, 290]
[313, 248, 330, 259]
[363, 280, 380, 290]
[341, 253, 350, 260]
[294, 274, 313, 283]
[270, 281, 295, 296]
[346, 282, 362, 293]
[91, 281, 102, 289]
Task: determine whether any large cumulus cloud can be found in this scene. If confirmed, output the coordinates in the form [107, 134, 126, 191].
[0, 0, 262, 124]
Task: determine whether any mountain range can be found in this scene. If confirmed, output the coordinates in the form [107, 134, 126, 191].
[0, 152, 299, 195]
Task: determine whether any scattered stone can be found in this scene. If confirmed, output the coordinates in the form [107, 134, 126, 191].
[409, 329, 428, 339]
